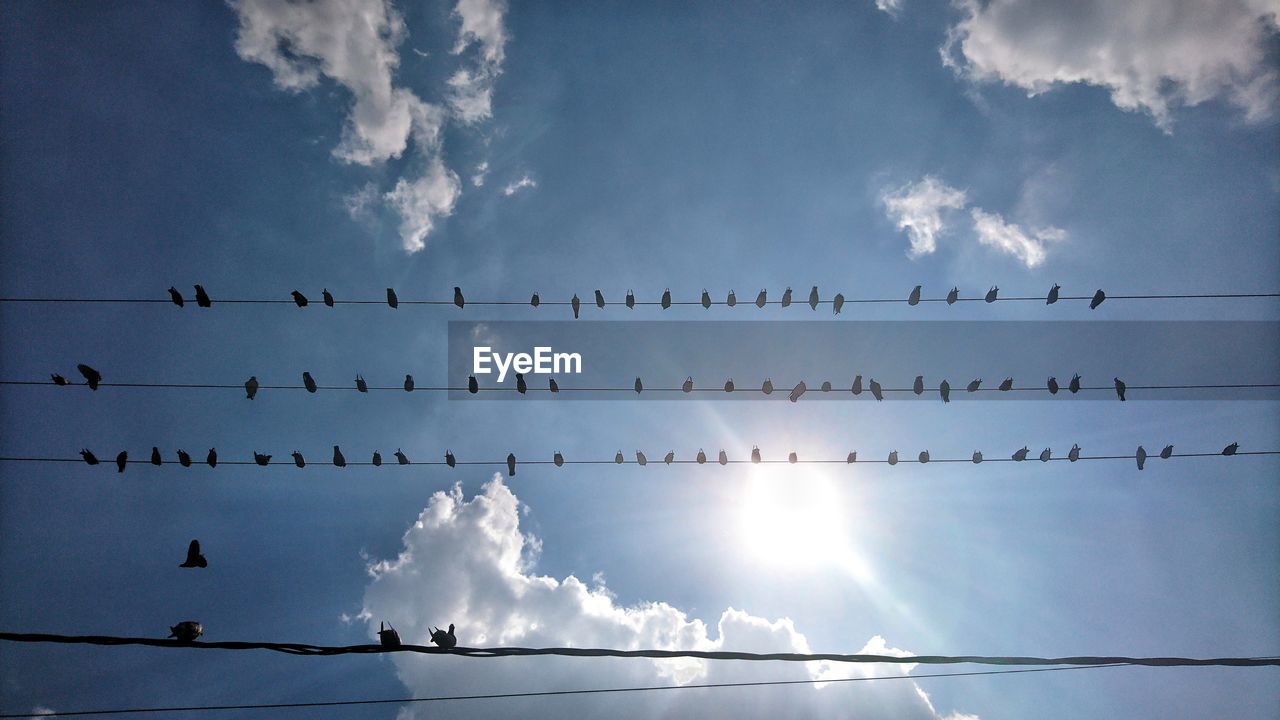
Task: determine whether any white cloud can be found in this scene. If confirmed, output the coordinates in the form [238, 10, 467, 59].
[359, 476, 979, 719]
[471, 161, 489, 187]
[383, 158, 462, 253]
[942, 0, 1280, 131]
[502, 175, 537, 196]
[30, 708, 55, 717]
[880, 177, 968, 258]
[448, 0, 509, 123]
[969, 208, 1064, 268]
[876, 0, 904, 17]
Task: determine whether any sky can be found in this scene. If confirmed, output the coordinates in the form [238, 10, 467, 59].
[1, 0, 1278, 718]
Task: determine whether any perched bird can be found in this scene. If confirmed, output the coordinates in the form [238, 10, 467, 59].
[851, 375, 862, 395]
[404, 374, 414, 392]
[751, 446, 761, 463]
[846, 452, 857, 463]
[908, 285, 921, 306]
[469, 375, 478, 394]
[636, 451, 647, 465]
[946, 287, 959, 305]
[985, 286, 998, 303]
[386, 288, 398, 308]
[1012, 446, 1029, 461]
[697, 449, 707, 464]
[1222, 442, 1239, 456]
[724, 378, 735, 392]
[595, 290, 606, 309]
[356, 375, 368, 393]
[718, 450, 728, 465]
[180, 540, 207, 568]
[1046, 284, 1060, 304]
[554, 451, 564, 467]
[51, 373, 68, 386]
[1136, 446, 1147, 470]
[168, 621, 203, 642]
[177, 450, 191, 467]
[571, 294, 581, 319]
[664, 451, 675, 465]
[79, 449, 99, 465]
[808, 286, 819, 310]
[194, 285, 211, 308]
[940, 380, 951, 403]
[207, 448, 217, 468]
[967, 379, 982, 393]
[913, 376, 924, 395]
[972, 451, 983, 464]
[701, 289, 711, 309]
[1039, 448, 1051, 462]
[833, 293, 844, 314]
[781, 287, 793, 307]
[151, 447, 162, 465]
[1047, 377, 1059, 395]
[869, 378, 883, 401]
[254, 452, 272, 466]
[506, 453, 516, 476]
[788, 381, 807, 403]
[820, 381, 832, 392]
[549, 378, 559, 393]
[516, 373, 527, 394]
[888, 451, 898, 466]
[755, 289, 767, 308]
[615, 450, 624, 464]
[396, 449, 409, 465]
[762, 379, 774, 395]
[453, 287, 465, 308]
[116, 451, 128, 473]
[626, 290, 635, 309]
[727, 290, 737, 307]
[999, 377, 1013, 392]
[661, 289, 671, 309]
[430, 624, 457, 650]
[78, 364, 102, 390]
[530, 292, 540, 307]
[372, 451, 382, 467]
[245, 376, 259, 399]
[1090, 289, 1106, 309]
[168, 286, 184, 307]
[919, 450, 930, 463]
[682, 377, 694, 393]
[333, 446, 346, 467]
[378, 622, 401, 648]
[322, 289, 334, 307]
[1114, 377, 1126, 401]
[291, 290, 308, 307]
[292, 451, 305, 468]
[303, 372, 317, 393]
[1069, 374, 1081, 394]
[634, 377, 643, 394]
[1160, 445, 1173, 460]
[788, 452, 798, 464]
[1068, 444, 1081, 462]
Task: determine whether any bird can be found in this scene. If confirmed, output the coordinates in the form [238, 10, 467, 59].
[530, 292, 540, 307]
[254, 452, 271, 466]
[207, 448, 218, 468]
[79, 449, 99, 465]
[821, 381, 832, 392]
[946, 287, 959, 305]
[985, 286, 998, 303]
[1047, 377, 1059, 395]
[967, 378, 982, 392]
[724, 378, 734, 392]
[303, 372, 317, 393]
[788, 381, 806, 402]
[595, 290, 606, 309]
[1222, 442, 1239, 456]
[245, 376, 259, 399]
[888, 451, 898, 465]
[177, 450, 191, 467]
[194, 285, 211, 308]
[869, 378, 883, 401]
[833, 293, 844, 314]
[751, 446, 761, 463]
[372, 451, 382, 467]
[1068, 444, 1081, 462]
[781, 287, 793, 307]
[851, 375, 862, 395]
[291, 290, 308, 307]
[1090, 289, 1106, 309]
[1069, 374, 1081, 394]
[762, 378, 774, 394]
[571, 294, 581, 319]
[333, 446, 346, 467]
[292, 451, 305, 468]
[168, 621, 203, 642]
[168, 286, 184, 307]
[697, 449, 706, 464]
[908, 285, 921, 306]
[1012, 446, 1029, 461]
[626, 290, 635, 309]
[378, 622, 401, 648]
[919, 450, 930, 463]
[151, 447, 162, 465]
[1114, 378, 1126, 401]
[395, 449, 409, 465]
[634, 377, 643, 394]
[51, 373, 67, 385]
[755, 289, 767, 308]
[972, 451, 983, 463]
[615, 450, 624, 464]
[469, 375, 478, 394]
[549, 378, 559, 393]
[999, 377, 1013, 391]
[386, 288, 398, 308]
[636, 451, 647, 465]
[356, 375, 368, 393]
[662, 289, 671, 309]
[727, 290, 737, 307]
[78, 364, 102, 390]
[913, 376, 924, 395]
[788, 452, 798, 464]
[847, 452, 857, 463]
[404, 374, 414, 392]
[808, 286, 819, 310]
[430, 624, 457, 650]
[701, 289, 711, 309]
[323, 289, 334, 307]
[664, 451, 675, 464]
[116, 451, 127, 473]
[1136, 446, 1147, 470]
[1046, 284, 1060, 304]
[682, 377, 693, 393]
[940, 380, 951, 403]
[453, 287, 465, 308]
[553, 451, 564, 467]
[1039, 448, 1051, 462]
[516, 373, 527, 394]
[1160, 445, 1173, 459]
[507, 453, 516, 476]
[180, 540, 207, 568]
[718, 450, 728, 465]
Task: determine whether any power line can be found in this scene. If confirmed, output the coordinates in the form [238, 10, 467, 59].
[0, 664, 1142, 719]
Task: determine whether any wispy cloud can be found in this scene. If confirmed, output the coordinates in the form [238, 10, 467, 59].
[969, 208, 1063, 268]
[880, 176, 968, 258]
[875, 0, 904, 17]
[502, 174, 537, 196]
[471, 161, 489, 187]
[448, 0, 509, 124]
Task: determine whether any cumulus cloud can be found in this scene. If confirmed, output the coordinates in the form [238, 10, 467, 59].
[448, 0, 509, 123]
[502, 175, 537, 196]
[880, 177, 968, 258]
[942, 0, 1280, 130]
[358, 476, 978, 719]
[969, 208, 1064, 268]
[383, 158, 463, 253]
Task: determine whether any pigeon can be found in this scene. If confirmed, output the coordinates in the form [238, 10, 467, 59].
[1090, 289, 1106, 309]
[1046, 284, 1060, 304]
[1012, 446, 1029, 461]
[626, 290, 635, 309]
[869, 379, 883, 401]
[303, 372, 317, 393]
[634, 377, 643, 394]
[78, 364, 102, 390]
[396, 449, 409, 465]
[595, 290, 606, 309]
[664, 451, 675, 464]
[516, 373, 527, 394]
[207, 448, 218, 468]
[940, 380, 951, 403]
[469, 375, 478, 394]
[323, 289, 334, 307]
[919, 450, 930, 463]
[946, 287, 959, 305]
[430, 624, 457, 650]
[453, 287, 465, 308]
[755, 289, 767, 308]
[967, 379, 982, 393]
[985, 286, 998, 303]
[1069, 374, 1081, 394]
[1068, 444, 1080, 462]
[833, 293, 844, 314]
[151, 447, 162, 465]
[724, 378, 735, 393]
[636, 451, 647, 465]
[851, 375, 862, 395]
[180, 540, 207, 568]
[530, 292, 540, 307]
[507, 453, 516, 476]
[1136, 446, 1147, 470]
[762, 379, 774, 395]
[701, 289, 711, 309]
[571, 294, 581, 319]
[333, 446, 346, 467]
[697, 449, 707, 464]
[1047, 377, 1059, 395]
[788, 381, 807, 403]
[683, 377, 694, 393]
[404, 374, 414, 392]
[51, 373, 68, 385]
[781, 287, 793, 308]
[751, 446, 761, 464]
[177, 450, 191, 467]
[615, 450, 625, 464]
[168, 286, 184, 307]
[554, 451, 564, 467]
[808, 286, 819, 310]
[356, 375, 368, 393]
[846, 452, 857, 463]
[378, 622, 401, 648]
[292, 451, 305, 468]
[718, 450, 728, 465]
[254, 452, 271, 466]
[245, 376, 259, 399]
[291, 290, 308, 307]
[661, 288, 672, 310]
[999, 377, 1013, 392]
[1114, 378, 1126, 401]
[972, 451, 983, 463]
[116, 451, 127, 473]
[372, 451, 382, 467]
[1160, 445, 1173, 459]
[913, 376, 924, 395]
[386, 288, 398, 308]
[1222, 442, 1239, 456]
[820, 381, 832, 392]
[888, 451, 898, 466]
[908, 285, 921, 306]
[788, 452, 798, 464]
[79, 449, 99, 465]
[727, 290, 737, 307]
[194, 285, 211, 307]
[549, 378, 559, 393]
[1039, 448, 1051, 462]
[168, 621, 203, 642]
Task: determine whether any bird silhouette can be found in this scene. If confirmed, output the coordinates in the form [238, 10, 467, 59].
[1222, 442, 1239, 456]
[940, 380, 951, 403]
[833, 293, 844, 314]
[808, 286, 819, 310]
[985, 286, 998, 303]
[469, 375, 478, 394]
[453, 287, 465, 308]
[571, 294, 581, 319]
[78, 364, 102, 390]
[999, 377, 1013, 391]
[762, 378, 774, 395]
[752, 446, 761, 463]
[553, 451, 564, 467]
[303, 372, 317, 393]
[1160, 445, 1173, 459]
[530, 292, 540, 307]
[292, 451, 305, 468]
[634, 377, 643, 394]
[1012, 446, 1029, 461]
[664, 451, 675, 465]
[788, 452, 798, 464]
[549, 378, 559, 393]
[430, 624, 457, 650]
[869, 379, 883, 401]
[386, 288, 398, 308]
[372, 451, 382, 466]
[194, 285, 211, 308]
[333, 446, 346, 467]
[254, 452, 271, 466]
[51, 373, 67, 385]
[1047, 377, 1059, 395]
[323, 289, 334, 307]
[919, 450, 930, 463]
[847, 452, 857, 463]
[662, 289, 671, 309]
[697, 449, 706, 464]
[395, 449, 409, 465]
[144, 446, 159, 466]
[718, 450, 728, 465]
[1069, 374, 1081, 394]
[595, 290, 606, 309]
[728, 290, 737, 307]
[1114, 378, 1126, 401]
[1039, 448, 1051, 462]
[852, 375, 862, 395]
[1046, 284, 1060, 304]
[168, 287, 184, 307]
[516, 373, 527, 394]
[615, 450, 624, 464]
[908, 285, 921, 306]
[946, 287, 959, 305]
[245, 376, 258, 399]
[888, 451, 898, 465]
[682, 377, 693, 393]
[356, 375, 368, 393]
[781, 287, 793, 307]
[1136, 446, 1147, 470]
[701, 289, 711, 309]
[378, 622, 401, 648]
[789, 381, 807, 402]
[913, 376, 924, 395]
[207, 448, 217, 468]
[636, 451, 647, 465]
[755, 289, 767, 308]
[507, 453, 516, 476]
[820, 381, 832, 392]
[168, 621, 203, 642]
[177, 450, 191, 467]
[115, 451, 127, 473]
[626, 290, 635, 309]
[1090, 289, 1106, 309]
[180, 540, 207, 568]
[1069, 444, 1081, 462]
[972, 451, 983, 463]
[404, 374, 414, 392]
[724, 378, 734, 392]
[291, 290, 308, 307]
[967, 378, 982, 392]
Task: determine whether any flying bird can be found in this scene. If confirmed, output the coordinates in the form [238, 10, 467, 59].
[940, 380, 950, 403]
[453, 287, 465, 308]
[946, 287, 958, 305]
[395, 448, 410, 465]
[1114, 378, 1126, 401]
[168, 621, 203, 642]
[728, 290, 737, 307]
[972, 451, 983, 463]
[207, 448, 218, 468]
[333, 446, 346, 467]
[1012, 446, 1029, 461]
[913, 376, 924, 395]
[404, 374, 414, 392]
[808, 286, 819, 310]
[724, 378, 734, 392]
[1068, 444, 1081, 462]
[554, 451, 564, 467]
[664, 451, 675, 465]
[626, 290, 635, 308]
[999, 377, 1013, 391]
[701, 289, 711, 309]
[356, 375, 368, 393]
[1046, 284, 1060, 304]
[788, 381, 807, 402]
[762, 378, 774, 395]
[833, 293, 844, 314]
[180, 540, 207, 568]
[150, 447, 162, 465]
[1160, 445, 1173, 459]
[291, 290, 308, 307]
[1039, 448, 1051, 462]
[1090, 289, 1106, 309]
[985, 286, 998, 303]
[662, 289, 671, 309]
[788, 452, 798, 464]
[177, 450, 191, 467]
[322, 289, 334, 307]
[372, 451, 382, 467]
[718, 450, 728, 465]
[51, 373, 67, 385]
[852, 375, 862, 395]
[516, 373, 527, 394]
[1136, 446, 1147, 470]
[378, 622, 401, 648]
[507, 453, 516, 476]
[245, 376, 258, 399]
[168, 286, 184, 307]
[549, 378, 559, 393]
[595, 290, 606, 309]
[846, 452, 857, 463]
[254, 452, 271, 466]
[967, 379, 982, 393]
[386, 288, 398, 308]
[79, 449, 99, 465]
[919, 450, 930, 463]
[571, 294, 581, 319]
[303, 372, 317, 393]
[1069, 374, 1081, 394]
[683, 377, 693, 393]
[697, 449, 706, 464]
[755, 289, 767, 308]
[888, 451, 898, 466]
[1047, 377, 1059, 395]
[469, 375, 478, 394]
[908, 285, 921, 306]
[869, 378, 883, 401]
[116, 451, 127, 473]
[634, 377, 643, 394]
[615, 450, 624, 464]
[292, 451, 305, 468]
[194, 285, 211, 307]
[430, 624, 457, 650]
[1222, 442, 1239, 456]
[752, 446, 761, 463]
[530, 292, 540, 307]
[78, 364, 102, 390]
[636, 451, 647, 465]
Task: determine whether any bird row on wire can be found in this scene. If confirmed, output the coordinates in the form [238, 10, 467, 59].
[159, 284, 1108, 314]
[73, 442, 1245, 474]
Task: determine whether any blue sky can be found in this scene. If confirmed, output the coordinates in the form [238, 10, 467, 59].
[1, 1, 1278, 718]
